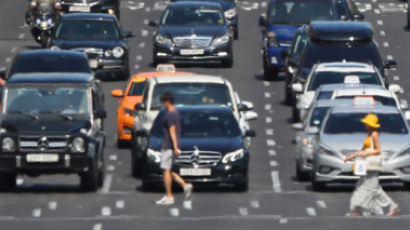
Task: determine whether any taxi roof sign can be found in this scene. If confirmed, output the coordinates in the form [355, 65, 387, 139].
[133, 78, 146, 83]
[344, 75, 360, 84]
[353, 96, 376, 107]
[156, 64, 176, 73]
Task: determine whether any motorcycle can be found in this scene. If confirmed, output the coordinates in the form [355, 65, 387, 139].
[25, 1, 61, 48]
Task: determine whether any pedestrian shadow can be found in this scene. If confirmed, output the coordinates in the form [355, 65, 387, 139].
[136, 183, 246, 194]
[304, 183, 406, 193]
[253, 73, 286, 82]
[2, 183, 81, 193]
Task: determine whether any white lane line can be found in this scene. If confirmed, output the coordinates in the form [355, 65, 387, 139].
[239, 207, 248, 216]
[93, 223, 103, 230]
[266, 117, 272, 123]
[269, 149, 276, 156]
[261, 2, 267, 8]
[18, 33, 25, 39]
[11, 47, 18, 53]
[16, 177, 24, 185]
[5, 57, 11, 63]
[264, 92, 271, 98]
[306, 207, 317, 216]
[170, 208, 179, 217]
[138, 42, 146, 48]
[387, 55, 394, 60]
[109, 155, 118, 161]
[136, 55, 143, 61]
[100, 174, 113, 194]
[183, 200, 192, 210]
[380, 30, 386, 36]
[144, 19, 149, 25]
[270, 161, 278, 167]
[266, 129, 274, 136]
[267, 139, 276, 146]
[101, 207, 111, 216]
[316, 200, 327, 209]
[32, 209, 41, 218]
[48, 201, 58, 210]
[393, 75, 400, 81]
[107, 165, 115, 171]
[279, 218, 288, 224]
[134, 64, 140, 70]
[377, 20, 383, 26]
[0, 67, 5, 72]
[115, 200, 125, 209]
[141, 30, 148, 37]
[374, 8, 380, 14]
[265, 104, 272, 110]
[383, 42, 389, 47]
[263, 81, 270, 87]
[145, 6, 151, 12]
[271, 170, 282, 192]
[250, 200, 260, 209]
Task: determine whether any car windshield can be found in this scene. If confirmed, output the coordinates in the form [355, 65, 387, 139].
[309, 107, 329, 127]
[291, 33, 308, 57]
[307, 71, 382, 91]
[128, 81, 146, 96]
[4, 86, 91, 115]
[268, 0, 335, 25]
[161, 6, 225, 26]
[55, 19, 120, 41]
[301, 42, 383, 68]
[324, 112, 408, 134]
[334, 95, 397, 107]
[10, 54, 91, 75]
[151, 83, 232, 109]
[152, 109, 241, 138]
[317, 91, 333, 100]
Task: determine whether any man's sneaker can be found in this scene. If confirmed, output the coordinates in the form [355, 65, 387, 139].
[184, 183, 193, 200]
[155, 196, 175, 206]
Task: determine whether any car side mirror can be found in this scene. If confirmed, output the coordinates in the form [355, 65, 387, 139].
[292, 123, 304, 131]
[244, 130, 256, 137]
[148, 20, 158, 27]
[134, 103, 146, 111]
[385, 60, 397, 69]
[95, 109, 107, 119]
[135, 129, 149, 137]
[244, 111, 258, 121]
[238, 102, 253, 112]
[281, 49, 289, 60]
[241, 101, 254, 110]
[400, 99, 409, 110]
[307, 127, 319, 135]
[292, 83, 303, 93]
[111, 89, 124, 97]
[124, 31, 136, 38]
[388, 84, 402, 94]
[405, 111, 410, 121]
[259, 14, 267, 27]
[353, 13, 365, 20]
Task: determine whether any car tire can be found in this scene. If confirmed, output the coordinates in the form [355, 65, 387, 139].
[403, 182, 410, 190]
[284, 80, 293, 106]
[311, 174, 326, 192]
[0, 173, 16, 191]
[98, 152, 105, 187]
[80, 162, 99, 192]
[296, 162, 310, 181]
[117, 139, 128, 149]
[235, 178, 248, 192]
[263, 59, 278, 80]
[142, 179, 154, 191]
[131, 148, 142, 177]
[234, 28, 238, 40]
[222, 56, 233, 68]
[292, 105, 300, 122]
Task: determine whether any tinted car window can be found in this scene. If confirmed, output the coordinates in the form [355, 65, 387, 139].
[324, 113, 408, 134]
[307, 71, 382, 90]
[152, 109, 241, 138]
[309, 107, 329, 127]
[151, 83, 232, 109]
[10, 54, 91, 75]
[55, 19, 120, 41]
[161, 6, 225, 26]
[268, 0, 335, 25]
[292, 33, 308, 56]
[128, 82, 146, 96]
[317, 91, 333, 100]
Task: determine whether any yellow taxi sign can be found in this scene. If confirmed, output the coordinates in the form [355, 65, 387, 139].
[156, 64, 176, 73]
[353, 96, 375, 107]
[133, 77, 146, 83]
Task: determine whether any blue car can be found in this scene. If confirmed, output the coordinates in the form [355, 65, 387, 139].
[259, 0, 363, 80]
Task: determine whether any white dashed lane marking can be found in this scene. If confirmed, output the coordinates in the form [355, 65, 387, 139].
[100, 174, 113, 194]
[264, 92, 271, 98]
[109, 155, 117, 161]
[380, 30, 386, 36]
[269, 149, 276, 156]
[271, 170, 282, 192]
[48, 201, 57, 211]
[101, 207, 111, 216]
[115, 200, 125, 209]
[266, 129, 274, 136]
[264, 104, 272, 110]
[250, 200, 260, 209]
[316, 200, 327, 209]
[141, 30, 148, 37]
[32, 209, 41, 218]
[266, 117, 272, 123]
[263, 81, 270, 87]
[170, 208, 179, 217]
[306, 207, 317, 216]
[239, 207, 248, 216]
[270, 161, 278, 167]
[93, 223, 103, 230]
[266, 139, 276, 146]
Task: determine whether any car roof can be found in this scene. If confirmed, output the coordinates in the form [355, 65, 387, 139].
[331, 105, 400, 114]
[314, 98, 353, 108]
[17, 49, 86, 58]
[151, 75, 227, 84]
[308, 21, 373, 42]
[314, 62, 376, 73]
[332, 88, 393, 98]
[8, 73, 94, 84]
[172, 105, 234, 113]
[317, 83, 383, 91]
[61, 13, 117, 20]
[168, 1, 223, 8]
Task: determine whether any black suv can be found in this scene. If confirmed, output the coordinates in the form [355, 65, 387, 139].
[0, 73, 106, 191]
[60, 0, 120, 19]
[136, 106, 255, 191]
[149, 1, 234, 67]
[283, 21, 397, 105]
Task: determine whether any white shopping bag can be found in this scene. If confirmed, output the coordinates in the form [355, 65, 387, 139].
[353, 157, 367, 176]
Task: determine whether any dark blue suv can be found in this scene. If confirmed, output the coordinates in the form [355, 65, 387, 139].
[259, 0, 364, 79]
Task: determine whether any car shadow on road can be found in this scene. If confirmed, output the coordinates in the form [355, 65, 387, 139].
[253, 73, 285, 82]
[135, 184, 246, 194]
[5, 184, 81, 193]
[304, 183, 406, 193]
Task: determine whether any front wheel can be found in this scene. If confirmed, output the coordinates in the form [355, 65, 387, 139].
[80, 162, 99, 192]
[0, 173, 16, 191]
[263, 58, 278, 80]
[292, 105, 301, 122]
[296, 162, 310, 181]
[235, 179, 248, 192]
[311, 173, 326, 192]
[222, 56, 233, 68]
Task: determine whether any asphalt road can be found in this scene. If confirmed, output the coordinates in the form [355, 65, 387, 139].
[1, 0, 410, 229]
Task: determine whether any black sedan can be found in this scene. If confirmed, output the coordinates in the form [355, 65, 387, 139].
[49, 13, 135, 80]
[60, 0, 121, 19]
[0, 50, 92, 80]
[136, 106, 255, 191]
[150, 1, 234, 67]
[171, 0, 238, 39]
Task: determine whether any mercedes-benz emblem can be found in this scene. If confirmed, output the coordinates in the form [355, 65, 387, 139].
[191, 146, 200, 164]
[38, 136, 49, 150]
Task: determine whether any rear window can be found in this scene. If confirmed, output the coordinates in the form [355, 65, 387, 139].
[307, 71, 382, 91]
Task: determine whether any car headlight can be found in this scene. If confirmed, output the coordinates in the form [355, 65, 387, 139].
[224, 8, 237, 19]
[123, 107, 138, 116]
[50, 46, 60, 50]
[147, 149, 161, 163]
[112, 47, 124, 58]
[222, 149, 245, 164]
[2, 137, 15, 152]
[267, 32, 278, 47]
[212, 35, 230, 46]
[155, 34, 173, 46]
[318, 144, 336, 156]
[105, 50, 112, 57]
[47, 18, 53, 25]
[36, 18, 41, 25]
[71, 137, 85, 153]
[302, 136, 316, 147]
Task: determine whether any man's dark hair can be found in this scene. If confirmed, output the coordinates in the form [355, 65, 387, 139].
[160, 92, 174, 104]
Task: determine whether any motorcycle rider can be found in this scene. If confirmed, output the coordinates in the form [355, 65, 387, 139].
[25, 0, 62, 25]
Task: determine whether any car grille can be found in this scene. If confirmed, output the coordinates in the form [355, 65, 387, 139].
[71, 47, 103, 58]
[279, 41, 292, 47]
[175, 150, 222, 167]
[19, 136, 68, 152]
[173, 36, 213, 48]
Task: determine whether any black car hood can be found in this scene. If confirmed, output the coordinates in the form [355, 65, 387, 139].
[150, 136, 242, 154]
[159, 26, 227, 38]
[52, 40, 122, 50]
[1, 114, 92, 135]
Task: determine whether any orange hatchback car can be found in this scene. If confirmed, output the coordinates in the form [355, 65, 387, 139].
[111, 65, 193, 148]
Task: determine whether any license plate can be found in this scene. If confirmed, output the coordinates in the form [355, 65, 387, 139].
[26, 154, 59, 163]
[180, 49, 204, 56]
[69, 6, 90, 12]
[180, 168, 211, 176]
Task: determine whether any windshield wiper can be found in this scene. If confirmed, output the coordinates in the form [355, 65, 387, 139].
[271, 21, 292, 25]
[40, 111, 73, 121]
[8, 111, 39, 120]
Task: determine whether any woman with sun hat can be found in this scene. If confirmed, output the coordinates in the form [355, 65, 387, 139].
[344, 113, 400, 216]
